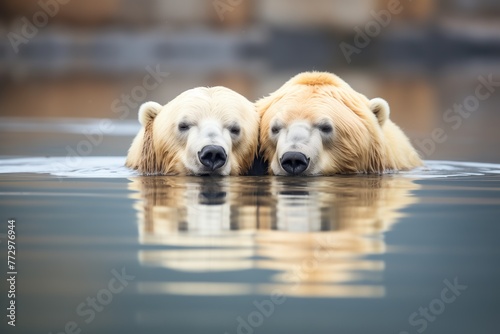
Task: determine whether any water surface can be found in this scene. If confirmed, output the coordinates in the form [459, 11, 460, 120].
[0, 158, 499, 334]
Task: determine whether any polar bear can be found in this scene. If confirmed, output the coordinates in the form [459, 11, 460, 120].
[257, 71, 422, 175]
[126, 87, 259, 175]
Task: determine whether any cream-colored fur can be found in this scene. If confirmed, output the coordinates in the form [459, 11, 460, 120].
[126, 87, 259, 176]
[257, 71, 422, 175]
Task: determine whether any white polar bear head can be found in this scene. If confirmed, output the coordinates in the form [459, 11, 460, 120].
[126, 87, 259, 176]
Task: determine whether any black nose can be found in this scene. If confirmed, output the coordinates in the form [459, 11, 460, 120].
[198, 145, 227, 171]
[280, 152, 309, 175]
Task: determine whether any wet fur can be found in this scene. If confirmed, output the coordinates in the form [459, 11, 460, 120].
[126, 87, 259, 176]
[257, 72, 422, 175]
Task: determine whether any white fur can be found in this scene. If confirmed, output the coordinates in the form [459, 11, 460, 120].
[271, 121, 325, 176]
[369, 98, 390, 126]
[126, 87, 259, 176]
[182, 119, 233, 176]
[138, 101, 162, 126]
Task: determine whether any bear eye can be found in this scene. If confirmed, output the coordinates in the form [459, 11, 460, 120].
[178, 122, 191, 132]
[271, 125, 282, 135]
[317, 123, 333, 134]
[229, 125, 241, 136]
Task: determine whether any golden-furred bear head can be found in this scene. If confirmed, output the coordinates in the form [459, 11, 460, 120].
[126, 86, 259, 175]
[257, 72, 422, 176]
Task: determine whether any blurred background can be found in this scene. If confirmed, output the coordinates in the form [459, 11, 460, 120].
[0, 0, 499, 162]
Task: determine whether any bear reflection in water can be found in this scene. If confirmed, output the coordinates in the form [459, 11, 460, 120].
[129, 175, 419, 297]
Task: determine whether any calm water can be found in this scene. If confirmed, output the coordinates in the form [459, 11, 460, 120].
[0, 157, 499, 334]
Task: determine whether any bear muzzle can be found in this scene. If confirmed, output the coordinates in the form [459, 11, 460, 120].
[198, 145, 227, 171]
[280, 152, 310, 176]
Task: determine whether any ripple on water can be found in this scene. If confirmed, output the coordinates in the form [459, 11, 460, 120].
[0, 157, 500, 179]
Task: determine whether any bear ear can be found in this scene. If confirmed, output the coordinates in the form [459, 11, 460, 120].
[138, 101, 162, 126]
[369, 98, 390, 126]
